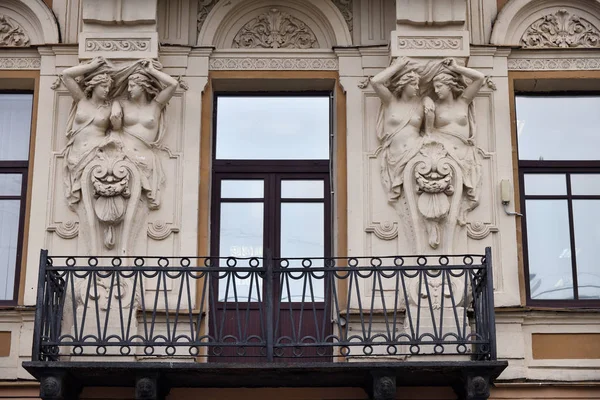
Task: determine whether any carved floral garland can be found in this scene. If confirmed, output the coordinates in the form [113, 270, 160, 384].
[233, 8, 318, 49]
[0, 14, 30, 47]
[520, 9, 600, 48]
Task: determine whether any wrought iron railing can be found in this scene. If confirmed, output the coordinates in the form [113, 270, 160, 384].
[32, 248, 497, 363]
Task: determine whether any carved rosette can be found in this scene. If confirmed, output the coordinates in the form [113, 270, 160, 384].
[0, 14, 30, 47]
[233, 9, 318, 49]
[521, 9, 600, 48]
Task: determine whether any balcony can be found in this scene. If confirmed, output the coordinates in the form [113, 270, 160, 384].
[24, 249, 506, 400]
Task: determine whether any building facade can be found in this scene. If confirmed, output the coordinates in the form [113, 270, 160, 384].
[0, 0, 599, 399]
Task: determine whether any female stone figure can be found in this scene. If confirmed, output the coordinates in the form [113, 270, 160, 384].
[371, 56, 434, 202]
[430, 58, 485, 224]
[110, 60, 178, 209]
[61, 56, 116, 207]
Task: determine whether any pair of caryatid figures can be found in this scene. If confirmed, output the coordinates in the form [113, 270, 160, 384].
[371, 57, 484, 250]
[59, 57, 181, 254]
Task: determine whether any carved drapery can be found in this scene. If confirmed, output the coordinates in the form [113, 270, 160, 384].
[0, 14, 30, 47]
[520, 9, 600, 48]
[233, 8, 318, 49]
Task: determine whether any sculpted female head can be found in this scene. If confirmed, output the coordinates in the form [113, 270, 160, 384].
[84, 73, 113, 101]
[128, 72, 159, 101]
[433, 72, 465, 100]
[389, 71, 420, 99]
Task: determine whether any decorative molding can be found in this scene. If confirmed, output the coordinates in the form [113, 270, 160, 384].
[466, 221, 498, 240]
[358, 76, 371, 89]
[147, 220, 180, 240]
[331, 0, 353, 35]
[508, 58, 600, 70]
[0, 14, 30, 47]
[0, 57, 40, 69]
[47, 220, 80, 239]
[397, 37, 462, 50]
[197, 0, 220, 33]
[209, 57, 338, 70]
[521, 9, 600, 48]
[365, 221, 398, 241]
[85, 39, 151, 52]
[233, 8, 318, 49]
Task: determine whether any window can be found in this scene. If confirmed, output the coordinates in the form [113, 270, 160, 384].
[517, 94, 600, 306]
[210, 93, 332, 360]
[0, 92, 33, 304]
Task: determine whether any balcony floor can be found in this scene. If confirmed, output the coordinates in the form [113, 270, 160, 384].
[24, 360, 507, 389]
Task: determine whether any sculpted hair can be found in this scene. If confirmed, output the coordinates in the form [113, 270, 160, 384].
[433, 72, 465, 99]
[129, 72, 160, 99]
[388, 71, 420, 97]
[84, 73, 113, 98]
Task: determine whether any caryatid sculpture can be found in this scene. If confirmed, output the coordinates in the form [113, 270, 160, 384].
[59, 57, 180, 255]
[371, 57, 484, 252]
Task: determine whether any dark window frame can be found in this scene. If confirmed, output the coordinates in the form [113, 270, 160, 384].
[0, 90, 33, 306]
[516, 92, 600, 307]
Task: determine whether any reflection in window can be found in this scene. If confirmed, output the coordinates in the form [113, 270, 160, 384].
[518, 94, 600, 304]
[216, 96, 330, 160]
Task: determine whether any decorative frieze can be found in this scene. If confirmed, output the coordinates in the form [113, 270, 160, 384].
[85, 39, 151, 52]
[209, 57, 338, 70]
[0, 14, 30, 47]
[0, 57, 40, 69]
[233, 8, 318, 49]
[521, 9, 600, 48]
[508, 58, 600, 70]
[397, 37, 462, 50]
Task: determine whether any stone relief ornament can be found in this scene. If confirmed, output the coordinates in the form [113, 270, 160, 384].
[331, 0, 353, 35]
[0, 14, 30, 47]
[370, 57, 485, 253]
[57, 57, 182, 255]
[197, 0, 219, 33]
[233, 8, 318, 49]
[520, 9, 600, 48]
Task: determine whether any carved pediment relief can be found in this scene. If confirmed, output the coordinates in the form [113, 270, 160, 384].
[233, 8, 318, 49]
[0, 14, 30, 47]
[521, 9, 600, 48]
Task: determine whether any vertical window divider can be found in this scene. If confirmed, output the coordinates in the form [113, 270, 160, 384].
[565, 173, 579, 300]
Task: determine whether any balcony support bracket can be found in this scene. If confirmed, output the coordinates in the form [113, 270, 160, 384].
[136, 374, 169, 400]
[40, 373, 81, 400]
[453, 374, 491, 400]
[368, 371, 396, 400]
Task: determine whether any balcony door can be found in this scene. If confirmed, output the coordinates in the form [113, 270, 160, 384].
[209, 94, 332, 362]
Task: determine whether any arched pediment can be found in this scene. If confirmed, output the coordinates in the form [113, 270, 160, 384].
[0, 0, 60, 46]
[491, 0, 600, 48]
[197, 0, 352, 48]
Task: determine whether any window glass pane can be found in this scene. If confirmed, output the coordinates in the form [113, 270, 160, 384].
[216, 96, 330, 160]
[571, 174, 600, 196]
[0, 174, 22, 196]
[0, 200, 20, 301]
[281, 180, 324, 199]
[0, 94, 32, 161]
[280, 203, 324, 302]
[526, 200, 574, 300]
[221, 180, 264, 198]
[516, 96, 600, 161]
[572, 200, 600, 299]
[218, 202, 263, 302]
[524, 174, 566, 196]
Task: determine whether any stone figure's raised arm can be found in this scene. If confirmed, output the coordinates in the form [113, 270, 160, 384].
[371, 56, 411, 105]
[441, 58, 485, 104]
[61, 57, 107, 102]
[141, 60, 178, 107]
